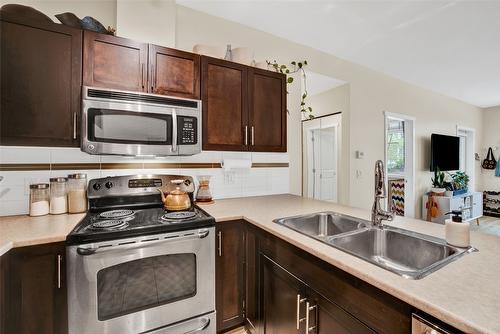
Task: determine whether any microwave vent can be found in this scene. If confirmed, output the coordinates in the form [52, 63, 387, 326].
[87, 89, 199, 109]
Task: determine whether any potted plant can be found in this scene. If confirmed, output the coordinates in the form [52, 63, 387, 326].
[431, 167, 446, 194]
[449, 171, 469, 195]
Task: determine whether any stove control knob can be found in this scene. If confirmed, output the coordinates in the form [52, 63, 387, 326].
[105, 181, 113, 189]
[93, 183, 101, 191]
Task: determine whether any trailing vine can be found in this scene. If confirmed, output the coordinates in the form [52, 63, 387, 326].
[266, 60, 314, 119]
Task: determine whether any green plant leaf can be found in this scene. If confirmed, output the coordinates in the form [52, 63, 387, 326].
[287, 77, 294, 83]
[308, 107, 312, 111]
[291, 61, 296, 65]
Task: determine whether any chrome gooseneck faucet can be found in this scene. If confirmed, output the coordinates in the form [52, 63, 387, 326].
[371, 160, 395, 227]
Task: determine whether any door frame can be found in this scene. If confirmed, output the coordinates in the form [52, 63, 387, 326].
[456, 125, 476, 192]
[383, 111, 416, 218]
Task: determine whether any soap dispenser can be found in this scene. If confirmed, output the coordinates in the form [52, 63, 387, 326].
[444, 210, 470, 247]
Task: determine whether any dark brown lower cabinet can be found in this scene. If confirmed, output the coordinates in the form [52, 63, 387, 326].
[216, 221, 245, 332]
[3, 242, 67, 334]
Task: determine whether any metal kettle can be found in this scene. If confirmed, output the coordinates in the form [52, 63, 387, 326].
[158, 180, 191, 211]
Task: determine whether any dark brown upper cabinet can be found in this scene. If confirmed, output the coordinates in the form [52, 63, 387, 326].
[201, 56, 248, 151]
[83, 31, 148, 92]
[0, 14, 82, 147]
[248, 68, 287, 152]
[201, 56, 287, 152]
[149, 45, 200, 99]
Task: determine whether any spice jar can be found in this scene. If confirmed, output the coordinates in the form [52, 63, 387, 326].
[49, 177, 68, 214]
[67, 173, 88, 213]
[29, 183, 49, 216]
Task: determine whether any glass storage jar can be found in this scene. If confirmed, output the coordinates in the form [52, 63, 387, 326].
[29, 183, 50, 216]
[49, 177, 68, 214]
[67, 173, 88, 213]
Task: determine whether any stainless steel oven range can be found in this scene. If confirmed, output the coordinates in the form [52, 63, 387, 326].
[66, 174, 215, 334]
[81, 86, 202, 156]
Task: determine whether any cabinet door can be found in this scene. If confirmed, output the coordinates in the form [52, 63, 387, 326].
[149, 45, 200, 99]
[6, 242, 67, 334]
[83, 31, 148, 92]
[307, 289, 375, 334]
[261, 254, 305, 334]
[245, 225, 259, 333]
[248, 68, 287, 152]
[201, 56, 248, 151]
[0, 18, 82, 147]
[216, 221, 245, 331]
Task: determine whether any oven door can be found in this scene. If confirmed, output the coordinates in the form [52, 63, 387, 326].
[67, 228, 215, 334]
[82, 98, 177, 156]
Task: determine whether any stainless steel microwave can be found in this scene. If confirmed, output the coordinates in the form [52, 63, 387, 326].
[81, 86, 202, 156]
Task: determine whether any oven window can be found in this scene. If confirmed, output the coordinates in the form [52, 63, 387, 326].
[88, 108, 172, 145]
[96, 253, 196, 320]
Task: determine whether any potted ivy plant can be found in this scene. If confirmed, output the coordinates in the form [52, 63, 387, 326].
[431, 167, 446, 194]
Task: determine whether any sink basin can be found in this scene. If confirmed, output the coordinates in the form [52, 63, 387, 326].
[274, 212, 367, 238]
[330, 226, 475, 279]
[274, 212, 476, 279]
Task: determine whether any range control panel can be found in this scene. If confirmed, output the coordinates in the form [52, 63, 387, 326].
[178, 116, 198, 145]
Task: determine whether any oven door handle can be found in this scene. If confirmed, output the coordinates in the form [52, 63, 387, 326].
[184, 318, 210, 334]
[76, 229, 210, 256]
[172, 108, 178, 152]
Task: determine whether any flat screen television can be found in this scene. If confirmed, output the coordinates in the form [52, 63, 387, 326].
[430, 134, 460, 171]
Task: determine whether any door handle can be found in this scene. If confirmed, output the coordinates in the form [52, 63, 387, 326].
[57, 254, 62, 289]
[244, 126, 248, 146]
[73, 112, 77, 139]
[305, 301, 317, 333]
[217, 231, 222, 257]
[172, 108, 178, 152]
[296, 294, 306, 330]
[251, 126, 255, 146]
[151, 64, 156, 92]
[141, 63, 145, 89]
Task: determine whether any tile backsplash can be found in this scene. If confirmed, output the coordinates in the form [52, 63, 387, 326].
[0, 147, 289, 216]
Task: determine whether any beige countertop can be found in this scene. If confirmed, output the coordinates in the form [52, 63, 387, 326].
[200, 194, 500, 334]
[1, 194, 499, 333]
[0, 213, 84, 256]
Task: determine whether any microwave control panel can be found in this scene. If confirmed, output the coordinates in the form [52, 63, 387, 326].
[178, 116, 198, 145]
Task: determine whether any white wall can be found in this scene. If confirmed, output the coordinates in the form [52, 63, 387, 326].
[480, 106, 500, 191]
[0, 1, 487, 217]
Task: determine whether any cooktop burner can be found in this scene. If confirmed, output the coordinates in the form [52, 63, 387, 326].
[99, 209, 135, 219]
[161, 211, 197, 221]
[91, 220, 129, 230]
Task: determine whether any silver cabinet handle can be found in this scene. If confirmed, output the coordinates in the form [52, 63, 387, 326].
[305, 301, 317, 333]
[73, 112, 77, 139]
[172, 108, 177, 152]
[217, 231, 222, 257]
[57, 254, 62, 289]
[151, 64, 156, 92]
[296, 294, 306, 330]
[244, 126, 248, 146]
[251, 126, 255, 146]
[141, 63, 145, 89]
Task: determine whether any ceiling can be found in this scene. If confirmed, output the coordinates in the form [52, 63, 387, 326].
[306, 71, 346, 96]
[178, 0, 500, 108]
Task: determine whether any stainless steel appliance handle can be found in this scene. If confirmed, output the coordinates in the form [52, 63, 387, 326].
[296, 294, 306, 330]
[172, 108, 178, 152]
[184, 318, 210, 334]
[57, 254, 62, 289]
[217, 231, 222, 257]
[305, 301, 317, 333]
[251, 126, 255, 146]
[73, 112, 77, 139]
[244, 126, 248, 146]
[76, 229, 210, 256]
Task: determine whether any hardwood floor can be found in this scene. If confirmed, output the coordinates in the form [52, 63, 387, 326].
[224, 327, 248, 334]
[470, 216, 500, 236]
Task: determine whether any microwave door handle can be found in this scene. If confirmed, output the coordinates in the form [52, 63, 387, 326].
[172, 108, 178, 152]
[76, 229, 210, 256]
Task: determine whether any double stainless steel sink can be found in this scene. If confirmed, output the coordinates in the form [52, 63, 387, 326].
[274, 212, 476, 279]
